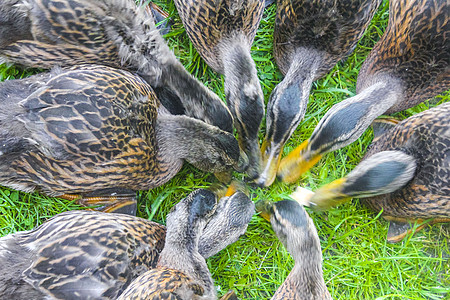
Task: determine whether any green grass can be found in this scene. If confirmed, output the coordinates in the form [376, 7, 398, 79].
[1, 0, 449, 299]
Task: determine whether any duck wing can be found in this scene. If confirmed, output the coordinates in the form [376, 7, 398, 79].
[20, 211, 166, 300]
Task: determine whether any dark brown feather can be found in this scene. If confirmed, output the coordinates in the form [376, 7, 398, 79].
[0, 211, 166, 299]
[0, 65, 164, 196]
[173, 0, 265, 72]
[364, 102, 450, 220]
[274, 0, 381, 76]
[358, 0, 450, 113]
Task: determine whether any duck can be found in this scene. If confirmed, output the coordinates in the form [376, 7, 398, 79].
[173, 0, 266, 179]
[296, 102, 450, 243]
[0, 0, 234, 135]
[278, 0, 450, 184]
[0, 64, 244, 214]
[255, 0, 382, 186]
[117, 188, 253, 299]
[256, 199, 331, 299]
[0, 187, 255, 299]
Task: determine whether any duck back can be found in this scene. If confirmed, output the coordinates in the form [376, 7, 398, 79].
[274, 0, 381, 76]
[358, 0, 449, 113]
[174, 0, 265, 72]
[0, 65, 162, 196]
[0, 211, 166, 300]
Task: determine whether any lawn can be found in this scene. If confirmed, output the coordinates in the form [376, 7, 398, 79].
[0, 0, 449, 299]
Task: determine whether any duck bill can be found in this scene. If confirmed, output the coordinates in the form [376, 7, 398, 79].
[225, 180, 249, 197]
[255, 199, 274, 222]
[277, 140, 322, 184]
[288, 186, 315, 207]
[208, 179, 248, 199]
[254, 139, 283, 187]
[239, 137, 263, 180]
[309, 178, 352, 210]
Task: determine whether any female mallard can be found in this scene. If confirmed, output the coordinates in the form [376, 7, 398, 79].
[173, 0, 266, 179]
[256, 199, 331, 299]
[0, 188, 254, 299]
[0, 64, 243, 214]
[300, 102, 450, 242]
[255, 0, 381, 186]
[117, 188, 251, 299]
[0, 0, 233, 134]
[278, 0, 449, 184]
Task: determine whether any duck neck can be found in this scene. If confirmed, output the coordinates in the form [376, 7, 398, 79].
[221, 38, 265, 177]
[278, 261, 330, 299]
[284, 48, 323, 82]
[309, 75, 404, 155]
[221, 38, 264, 140]
[220, 37, 255, 98]
[268, 49, 323, 145]
[153, 112, 187, 187]
[158, 219, 215, 298]
[160, 60, 234, 133]
[276, 238, 330, 299]
[162, 220, 203, 255]
[155, 110, 239, 177]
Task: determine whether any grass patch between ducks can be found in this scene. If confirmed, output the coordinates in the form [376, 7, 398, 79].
[0, 0, 449, 299]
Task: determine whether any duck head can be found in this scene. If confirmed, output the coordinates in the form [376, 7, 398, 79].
[307, 151, 416, 210]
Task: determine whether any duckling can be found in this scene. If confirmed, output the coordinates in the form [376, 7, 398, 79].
[278, 0, 450, 184]
[255, 0, 381, 186]
[0, 188, 255, 299]
[173, 0, 266, 179]
[256, 199, 331, 299]
[118, 188, 249, 299]
[0, 0, 233, 134]
[0, 211, 166, 299]
[0, 64, 243, 214]
[300, 102, 450, 243]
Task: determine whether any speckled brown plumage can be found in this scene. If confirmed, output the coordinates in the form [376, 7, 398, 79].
[363, 102, 450, 220]
[174, 0, 265, 73]
[117, 268, 205, 300]
[173, 0, 266, 179]
[273, 0, 381, 77]
[0, 0, 234, 133]
[0, 211, 166, 299]
[1, 0, 160, 76]
[0, 64, 241, 210]
[0, 65, 161, 196]
[358, 0, 449, 113]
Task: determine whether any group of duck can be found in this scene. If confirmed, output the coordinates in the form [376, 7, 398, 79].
[0, 0, 448, 298]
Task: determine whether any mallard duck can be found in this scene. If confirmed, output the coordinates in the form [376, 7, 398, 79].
[0, 64, 244, 214]
[0, 0, 233, 134]
[0, 187, 254, 299]
[298, 102, 450, 243]
[173, 0, 266, 179]
[255, 0, 381, 186]
[256, 199, 331, 299]
[278, 0, 450, 184]
[117, 188, 253, 299]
